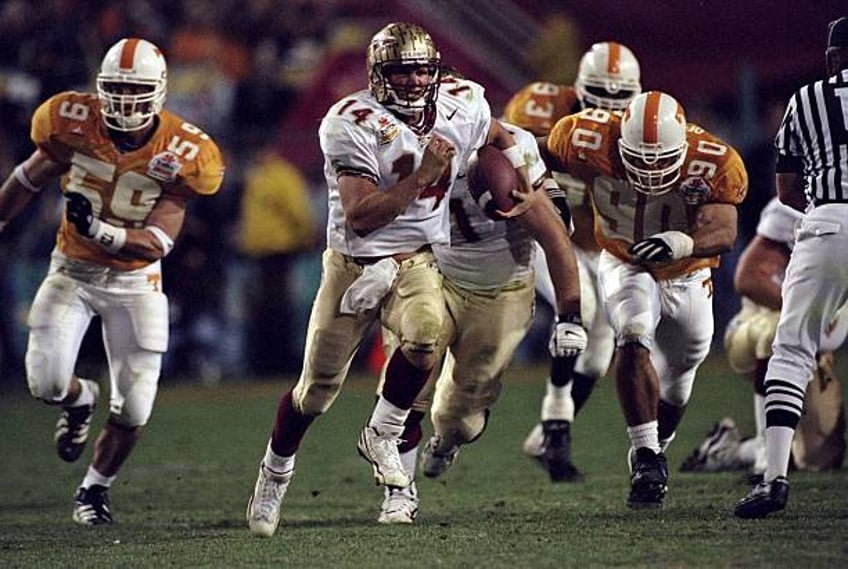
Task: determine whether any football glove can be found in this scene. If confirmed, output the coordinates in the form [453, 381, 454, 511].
[65, 192, 96, 237]
[549, 315, 588, 358]
[628, 231, 694, 263]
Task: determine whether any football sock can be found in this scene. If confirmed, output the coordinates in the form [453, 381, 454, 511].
[627, 421, 660, 454]
[368, 395, 407, 437]
[399, 447, 417, 477]
[72, 378, 96, 407]
[81, 466, 116, 489]
[263, 442, 295, 479]
[764, 426, 794, 481]
[541, 381, 574, 422]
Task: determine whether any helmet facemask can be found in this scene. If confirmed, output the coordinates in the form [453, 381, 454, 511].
[367, 23, 441, 134]
[618, 91, 688, 196]
[97, 80, 165, 132]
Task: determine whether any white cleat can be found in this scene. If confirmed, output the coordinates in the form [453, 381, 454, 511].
[377, 481, 418, 524]
[357, 426, 411, 488]
[246, 463, 292, 538]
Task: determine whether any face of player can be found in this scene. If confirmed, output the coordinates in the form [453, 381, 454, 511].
[384, 64, 438, 104]
[100, 82, 157, 131]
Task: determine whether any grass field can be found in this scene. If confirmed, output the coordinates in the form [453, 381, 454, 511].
[1, 353, 846, 568]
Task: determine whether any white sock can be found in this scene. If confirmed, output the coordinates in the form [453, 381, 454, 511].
[400, 447, 417, 478]
[263, 441, 295, 479]
[753, 393, 766, 440]
[72, 378, 96, 407]
[541, 381, 574, 422]
[368, 396, 407, 437]
[627, 421, 660, 454]
[764, 426, 795, 481]
[81, 466, 116, 489]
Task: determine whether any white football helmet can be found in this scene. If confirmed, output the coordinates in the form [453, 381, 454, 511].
[366, 22, 441, 134]
[618, 91, 688, 196]
[97, 38, 167, 132]
[575, 42, 641, 111]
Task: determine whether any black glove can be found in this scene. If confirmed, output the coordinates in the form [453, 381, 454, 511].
[65, 192, 95, 237]
[628, 231, 694, 264]
[628, 237, 674, 263]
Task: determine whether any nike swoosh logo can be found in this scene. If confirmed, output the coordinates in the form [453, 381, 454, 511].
[446, 108, 457, 120]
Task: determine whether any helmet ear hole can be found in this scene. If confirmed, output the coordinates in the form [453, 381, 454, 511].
[618, 91, 688, 196]
[97, 38, 167, 132]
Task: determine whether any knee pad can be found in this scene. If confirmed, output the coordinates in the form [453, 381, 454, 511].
[293, 379, 343, 416]
[25, 343, 71, 403]
[724, 305, 779, 374]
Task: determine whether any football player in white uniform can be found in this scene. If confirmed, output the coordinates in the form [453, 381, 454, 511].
[375, 121, 586, 524]
[543, 91, 748, 508]
[680, 199, 847, 475]
[503, 42, 641, 481]
[246, 22, 537, 537]
[0, 38, 225, 525]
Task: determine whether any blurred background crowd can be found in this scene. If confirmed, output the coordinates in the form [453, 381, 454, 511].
[0, 0, 844, 385]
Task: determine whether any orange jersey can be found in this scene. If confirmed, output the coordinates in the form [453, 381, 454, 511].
[547, 108, 748, 280]
[31, 91, 225, 271]
[502, 82, 580, 136]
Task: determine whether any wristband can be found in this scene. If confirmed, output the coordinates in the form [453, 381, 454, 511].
[146, 225, 174, 257]
[13, 164, 42, 193]
[89, 219, 127, 253]
[657, 230, 695, 259]
[501, 146, 526, 168]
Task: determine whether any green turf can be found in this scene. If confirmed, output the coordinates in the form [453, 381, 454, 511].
[1, 353, 846, 568]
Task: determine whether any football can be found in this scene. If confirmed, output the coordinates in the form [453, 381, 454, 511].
[467, 145, 519, 219]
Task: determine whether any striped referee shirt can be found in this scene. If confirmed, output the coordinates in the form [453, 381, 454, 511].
[775, 68, 848, 206]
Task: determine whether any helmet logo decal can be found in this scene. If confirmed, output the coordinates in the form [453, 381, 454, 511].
[643, 91, 661, 144]
[607, 42, 621, 74]
[119, 38, 141, 71]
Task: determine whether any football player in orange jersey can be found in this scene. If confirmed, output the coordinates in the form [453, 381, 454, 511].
[503, 42, 641, 482]
[0, 38, 225, 525]
[542, 90, 748, 507]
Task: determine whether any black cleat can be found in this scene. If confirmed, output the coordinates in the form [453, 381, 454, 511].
[72, 485, 114, 525]
[55, 380, 99, 462]
[538, 420, 583, 483]
[734, 476, 789, 519]
[628, 447, 668, 509]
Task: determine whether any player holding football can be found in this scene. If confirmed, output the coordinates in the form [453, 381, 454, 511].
[503, 42, 641, 481]
[376, 120, 587, 524]
[0, 38, 225, 525]
[246, 22, 538, 537]
[541, 90, 748, 508]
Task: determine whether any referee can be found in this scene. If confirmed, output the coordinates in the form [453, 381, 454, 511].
[735, 16, 848, 519]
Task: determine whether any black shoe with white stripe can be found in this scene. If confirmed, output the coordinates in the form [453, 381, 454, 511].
[72, 485, 114, 525]
[734, 476, 789, 519]
[55, 380, 99, 462]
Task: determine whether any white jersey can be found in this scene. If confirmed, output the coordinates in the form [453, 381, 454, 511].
[756, 196, 802, 251]
[319, 78, 492, 257]
[434, 123, 547, 289]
